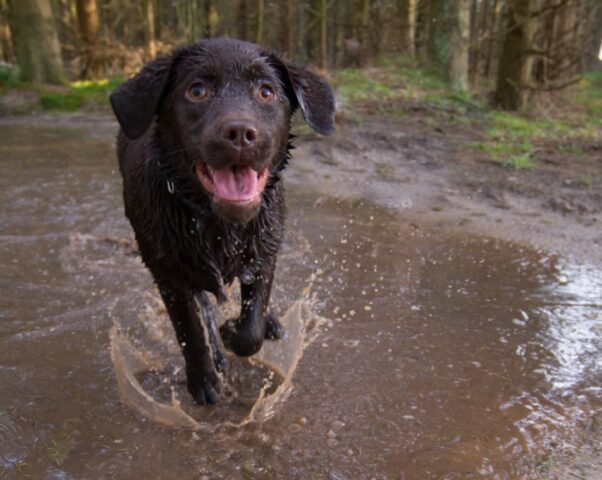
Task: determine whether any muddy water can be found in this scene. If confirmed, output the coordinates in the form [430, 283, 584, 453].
[1, 117, 601, 479]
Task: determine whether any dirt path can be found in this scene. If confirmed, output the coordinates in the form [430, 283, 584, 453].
[289, 112, 602, 267]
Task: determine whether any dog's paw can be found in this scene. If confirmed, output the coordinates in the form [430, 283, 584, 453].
[187, 364, 222, 405]
[265, 311, 284, 340]
[219, 320, 263, 357]
[191, 383, 220, 405]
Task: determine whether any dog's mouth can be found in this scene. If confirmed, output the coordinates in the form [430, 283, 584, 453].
[195, 163, 269, 204]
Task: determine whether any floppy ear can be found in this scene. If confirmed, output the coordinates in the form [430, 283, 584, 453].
[109, 55, 173, 139]
[271, 57, 336, 136]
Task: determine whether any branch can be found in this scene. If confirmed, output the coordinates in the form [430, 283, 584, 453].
[523, 76, 582, 91]
[526, 47, 552, 58]
[530, 0, 571, 18]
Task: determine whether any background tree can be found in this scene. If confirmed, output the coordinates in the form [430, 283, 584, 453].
[428, 0, 471, 90]
[76, 0, 102, 78]
[0, 0, 599, 108]
[493, 0, 536, 110]
[397, 0, 417, 56]
[8, 0, 66, 84]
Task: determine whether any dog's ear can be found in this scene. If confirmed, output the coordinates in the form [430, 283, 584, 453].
[110, 55, 173, 139]
[270, 56, 336, 136]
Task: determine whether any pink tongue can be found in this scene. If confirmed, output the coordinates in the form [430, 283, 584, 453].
[212, 166, 258, 201]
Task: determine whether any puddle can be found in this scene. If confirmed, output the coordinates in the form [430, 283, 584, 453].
[109, 296, 327, 431]
[0, 118, 600, 479]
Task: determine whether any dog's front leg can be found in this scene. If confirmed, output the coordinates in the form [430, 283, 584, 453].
[158, 285, 221, 405]
[220, 259, 284, 357]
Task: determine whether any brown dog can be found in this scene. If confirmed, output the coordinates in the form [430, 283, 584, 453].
[109, 38, 335, 405]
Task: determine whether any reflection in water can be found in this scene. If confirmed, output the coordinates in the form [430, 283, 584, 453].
[0, 118, 600, 479]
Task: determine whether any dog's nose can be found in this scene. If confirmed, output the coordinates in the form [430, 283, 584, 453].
[221, 121, 258, 149]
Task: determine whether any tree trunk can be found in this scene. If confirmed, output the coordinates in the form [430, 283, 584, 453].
[76, 0, 103, 78]
[587, 0, 602, 70]
[398, 0, 416, 56]
[8, 0, 66, 84]
[483, 0, 499, 78]
[415, 0, 431, 59]
[280, 0, 293, 56]
[255, 0, 264, 44]
[318, 0, 327, 69]
[142, 0, 156, 59]
[468, 0, 478, 82]
[238, 0, 249, 41]
[428, 0, 470, 90]
[0, 0, 15, 63]
[493, 0, 536, 110]
[205, 0, 218, 38]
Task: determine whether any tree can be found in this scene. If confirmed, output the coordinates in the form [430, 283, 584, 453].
[590, 2, 602, 70]
[493, 0, 536, 110]
[141, 0, 156, 59]
[255, 0, 264, 44]
[75, 0, 103, 78]
[428, 0, 471, 90]
[398, 0, 417, 56]
[318, 0, 327, 69]
[8, 0, 66, 84]
[280, 0, 293, 57]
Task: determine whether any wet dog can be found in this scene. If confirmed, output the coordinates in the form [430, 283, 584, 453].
[109, 38, 335, 405]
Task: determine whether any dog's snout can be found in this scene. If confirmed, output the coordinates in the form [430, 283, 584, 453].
[221, 121, 258, 149]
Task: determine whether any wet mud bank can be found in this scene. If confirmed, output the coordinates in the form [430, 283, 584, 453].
[291, 115, 602, 268]
[0, 115, 600, 479]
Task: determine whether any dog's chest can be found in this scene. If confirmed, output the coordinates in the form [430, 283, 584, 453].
[189, 216, 254, 283]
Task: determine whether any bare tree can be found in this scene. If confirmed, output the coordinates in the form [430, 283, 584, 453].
[8, 0, 66, 84]
[428, 0, 471, 90]
[0, 0, 15, 63]
[493, 0, 536, 109]
[141, 0, 156, 59]
[318, 0, 327, 69]
[255, 0, 264, 44]
[76, 0, 104, 78]
[397, 0, 417, 56]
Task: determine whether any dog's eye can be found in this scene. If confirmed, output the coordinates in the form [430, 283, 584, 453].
[257, 84, 275, 102]
[186, 83, 209, 102]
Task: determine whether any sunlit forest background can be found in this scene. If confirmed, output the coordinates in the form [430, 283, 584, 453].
[0, 0, 600, 113]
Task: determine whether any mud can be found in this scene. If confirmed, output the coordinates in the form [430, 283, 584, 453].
[0, 115, 600, 479]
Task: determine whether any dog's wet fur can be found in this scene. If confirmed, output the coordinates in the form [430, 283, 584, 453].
[110, 38, 335, 405]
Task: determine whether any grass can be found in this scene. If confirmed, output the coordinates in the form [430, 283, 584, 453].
[334, 54, 450, 109]
[333, 54, 602, 173]
[0, 61, 20, 87]
[39, 77, 123, 111]
[469, 140, 536, 170]
[471, 112, 571, 170]
[577, 71, 602, 125]
[0, 74, 123, 113]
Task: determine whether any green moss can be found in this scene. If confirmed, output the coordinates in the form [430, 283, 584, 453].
[470, 138, 535, 170]
[404, 67, 447, 91]
[334, 58, 449, 116]
[335, 68, 395, 103]
[577, 72, 602, 124]
[40, 77, 123, 111]
[0, 62, 20, 88]
[486, 112, 570, 141]
[1, 77, 123, 113]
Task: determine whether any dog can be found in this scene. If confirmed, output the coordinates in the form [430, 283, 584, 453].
[109, 38, 335, 405]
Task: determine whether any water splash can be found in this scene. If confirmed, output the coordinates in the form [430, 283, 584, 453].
[110, 296, 328, 431]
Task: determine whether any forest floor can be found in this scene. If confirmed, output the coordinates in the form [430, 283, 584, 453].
[292, 62, 602, 267]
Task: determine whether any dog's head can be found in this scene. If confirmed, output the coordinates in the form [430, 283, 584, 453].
[110, 38, 335, 224]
